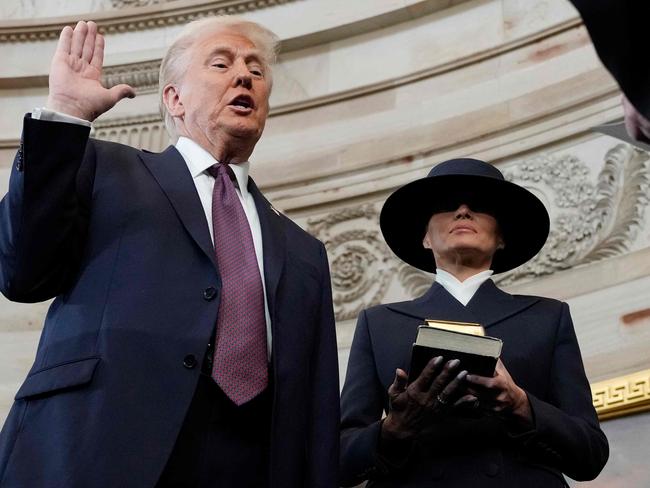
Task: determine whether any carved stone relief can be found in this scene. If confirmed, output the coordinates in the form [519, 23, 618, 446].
[306, 205, 398, 321]
[93, 114, 170, 152]
[103, 61, 161, 94]
[111, 0, 176, 8]
[495, 145, 650, 286]
[305, 143, 650, 319]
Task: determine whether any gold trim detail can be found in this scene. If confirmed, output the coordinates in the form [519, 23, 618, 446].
[592, 369, 650, 420]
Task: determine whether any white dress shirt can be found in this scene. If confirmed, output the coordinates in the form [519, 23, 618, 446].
[31, 109, 272, 355]
[435, 268, 494, 306]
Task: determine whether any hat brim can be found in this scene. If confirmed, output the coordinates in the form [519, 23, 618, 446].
[379, 174, 550, 273]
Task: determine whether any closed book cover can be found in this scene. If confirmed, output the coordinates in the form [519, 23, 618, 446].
[409, 325, 502, 381]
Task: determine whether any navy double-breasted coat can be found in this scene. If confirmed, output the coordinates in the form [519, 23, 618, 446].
[340, 279, 608, 487]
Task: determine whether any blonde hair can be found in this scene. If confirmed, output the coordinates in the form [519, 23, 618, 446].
[158, 16, 280, 138]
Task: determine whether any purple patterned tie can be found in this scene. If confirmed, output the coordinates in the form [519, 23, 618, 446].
[209, 163, 268, 406]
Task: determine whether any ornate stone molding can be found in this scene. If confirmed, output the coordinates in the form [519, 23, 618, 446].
[300, 142, 650, 319]
[111, 0, 176, 8]
[93, 113, 170, 151]
[592, 369, 650, 420]
[102, 60, 161, 94]
[0, 0, 297, 43]
[495, 146, 650, 287]
[306, 204, 397, 321]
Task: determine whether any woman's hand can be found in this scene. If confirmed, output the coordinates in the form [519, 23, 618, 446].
[381, 357, 469, 441]
[466, 359, 533, 427]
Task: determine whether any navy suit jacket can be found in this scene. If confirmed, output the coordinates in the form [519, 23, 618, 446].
[0, 116, 339, 488]
[340, 280, 608, 487]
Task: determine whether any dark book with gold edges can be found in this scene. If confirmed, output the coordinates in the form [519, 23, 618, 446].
[409, 321, 502, 380]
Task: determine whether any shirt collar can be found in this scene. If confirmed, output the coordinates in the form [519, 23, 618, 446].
[435, 268, 494, 306]
[175, 136, 250, 196]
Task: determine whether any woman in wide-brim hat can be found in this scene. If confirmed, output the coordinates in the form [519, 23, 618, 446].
[339, 158, 608, 488]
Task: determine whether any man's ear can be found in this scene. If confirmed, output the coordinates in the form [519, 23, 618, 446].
[162, 83, 184, 117]
[423, 234, 431, 250]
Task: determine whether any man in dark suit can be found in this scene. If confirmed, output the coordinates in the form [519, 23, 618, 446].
[569, 0, 650, 141]
[340, 159, 608, 487]
[0, 17, 339, 488]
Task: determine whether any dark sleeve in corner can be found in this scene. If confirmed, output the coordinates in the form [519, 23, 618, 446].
[340, 309, 411, 486]
[306, 242, 340, 488]
[0, 115, 95, 303]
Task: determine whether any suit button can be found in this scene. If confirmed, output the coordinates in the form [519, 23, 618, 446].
[485, 462, 500, 477]
[183, 355, 197, 369]
[203, 286, 217, 300]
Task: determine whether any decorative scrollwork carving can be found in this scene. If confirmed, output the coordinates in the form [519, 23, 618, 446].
[496, 145, 650, 286]
[111, 0, 175, 8]
[307, 205, 397, 321]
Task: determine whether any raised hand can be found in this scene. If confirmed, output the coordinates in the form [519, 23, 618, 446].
[46, 21, 135, 121]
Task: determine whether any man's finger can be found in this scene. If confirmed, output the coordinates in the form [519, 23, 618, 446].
[90, 34, 105, 71]
[82, 21, 97, 63]
[109, 84, 136, 103]
[56, 26, 73, 55]
[71, 21, 88, 58]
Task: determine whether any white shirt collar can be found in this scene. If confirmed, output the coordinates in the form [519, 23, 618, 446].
[435, 268, 494, 306]
[175, 136, 250, 197]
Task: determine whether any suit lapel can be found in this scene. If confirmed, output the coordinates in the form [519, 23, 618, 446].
[139, 146, 218, 271]
[248, 178, 286, 323]
[466, 279, 539, 328]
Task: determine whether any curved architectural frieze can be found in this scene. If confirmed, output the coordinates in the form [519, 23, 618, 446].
[495, 146, 650, 287]
[306, 204, 397, 322]
[302, 143, 650, 319]
[93, 113, 170, 151]
[0, 0, 298, 43]
[111, 0, 177, 8]
[102, 61, 161, 95]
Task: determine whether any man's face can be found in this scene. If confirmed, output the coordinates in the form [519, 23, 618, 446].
[423, 204, 503, 265]
[169, 29, 271, 150]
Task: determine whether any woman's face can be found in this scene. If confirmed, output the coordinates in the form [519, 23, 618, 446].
[422, 204, 503, 268]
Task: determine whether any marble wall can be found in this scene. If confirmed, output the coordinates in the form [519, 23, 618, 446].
[1, 0, 649, 485]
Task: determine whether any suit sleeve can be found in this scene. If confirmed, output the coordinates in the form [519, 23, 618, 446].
[340, 309, 408, 487]
[306, 242, 340, 488]
[517, 302, 609, 481]
[0, 115, 94, 303]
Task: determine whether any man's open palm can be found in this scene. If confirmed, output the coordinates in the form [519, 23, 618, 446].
[47, 20, 135, 121]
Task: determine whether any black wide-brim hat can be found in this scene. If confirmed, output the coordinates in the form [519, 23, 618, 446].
[379, 158, 550, 274]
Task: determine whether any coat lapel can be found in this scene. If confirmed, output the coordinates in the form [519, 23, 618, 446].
[139, 146, 217, 271]
[386, 279, 540, 329]
[465, 279, 539, 328]
[248, 178, 286, 323]
[386, 282, 480, 324]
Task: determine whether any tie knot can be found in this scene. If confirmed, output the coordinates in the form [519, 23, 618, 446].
[209, 164, 239, 187]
